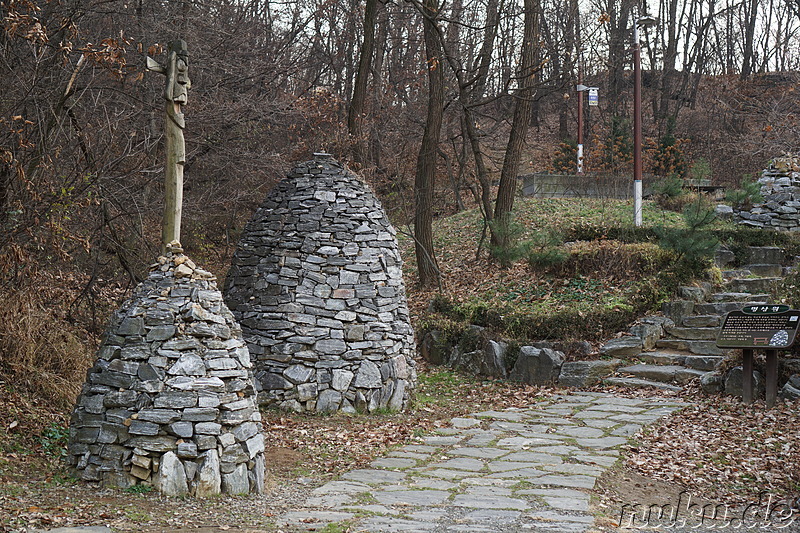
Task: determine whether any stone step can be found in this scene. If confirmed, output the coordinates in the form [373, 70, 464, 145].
[725, 278, 780, 294]
[637, 351, 687, 366]
[745, 246, 784, 265]
[741, 263, 783, 277]
[722, 269, 752, 280]
[617, 364, 706, 384]
[656, 339, 728, 356]
[694, 301, 769, 315]
[682, 315, 720, 328]
[603, 377, 682, 392]
[709, 292, 771, 303]
[683, 355, 724, 371]
[664, 326, 719, 340]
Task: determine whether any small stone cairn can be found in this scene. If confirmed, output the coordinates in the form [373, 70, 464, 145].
[223, 154, 416, 413]
[734, 154, 800, 230]
[68, 245, 265, 496]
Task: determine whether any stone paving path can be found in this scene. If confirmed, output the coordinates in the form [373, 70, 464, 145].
[277, 391, 686, 532]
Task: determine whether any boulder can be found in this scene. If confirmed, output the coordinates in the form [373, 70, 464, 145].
[558, 359, 623, 388]
[700, 371, 724, 394]
[724, 366, 765, 398]
[509, 347, 565, 385]
[600, 337, 642, 358]
[481, 340, 507, 378]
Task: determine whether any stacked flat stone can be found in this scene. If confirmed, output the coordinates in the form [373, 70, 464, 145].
[68, 247, 265, 496]
[736, 154, 800, 230]
[224, 154, 416, 413]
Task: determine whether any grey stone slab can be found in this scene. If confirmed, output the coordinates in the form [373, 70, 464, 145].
[374, 489, 451, 506]
[539, 407, 575, 415]
[496, 437, 564, 448]
[434, 428, 460, 435]
[423, 435, 463, 446]
[304, 493, 356, 508]
[449, 447, 509, 460]
[501, 451, 564, 464]
[609, 414, 661, 424]
[572, 410, 615, 419]
[422, 468, 475, 480]
[342, 468, 406, 484]
[471, 410, 527, 421]
[445, 526, 504, 533]
[387, 451, 432, 461]
[341, 504, 400, 515]
[533, 474, 597, 489]
[527, 510, 594, 524]
[403, 445, 437, 453]
[358, 517, 439, 532]
[465, 431, 500, 446]
[543, 496, 590, 511]
[371, 457, 417, 469]
[452, 493, 531, 510]
[311, 479, 371, 495]
[590, 396, 646, 406]
[279, 510, 354, 526]
[429, 457, 486, 471]
[527, 416, 576, 426]
[571, 453, 619, 468]
[451, 417, 481, 428]
[527, 445, 580, 455]
[489, 420, 527, 431]
[611, 423, 642, 436]
[486, 468, 547, 479]
[516, 487, 588, 499]
[489, 460, 546, 473]
[550, 426, 606, 438]
[580, 418, 618, 428]
[407, 478, 458, 490]
[461, 477, 519, 488]
[464, 485, 514, 497]
[585, 403, 645, 413]
[575, 436, 628, 449]
[541, 463, 604, 476]
[464, 509, 523, 524]
[33, 529, 112, 533]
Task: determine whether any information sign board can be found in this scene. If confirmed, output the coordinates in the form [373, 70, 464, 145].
[588, 88, 598, 107]
[716, 306, 800, 349]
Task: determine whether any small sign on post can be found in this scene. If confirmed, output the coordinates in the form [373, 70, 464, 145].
[716, 305, 800, 408]
[588, 88, 599, 107]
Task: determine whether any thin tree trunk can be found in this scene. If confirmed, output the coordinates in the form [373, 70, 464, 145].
[348, 0, 379, 164]
[414, 0, 444, 288]
[492, 0, 539, 248]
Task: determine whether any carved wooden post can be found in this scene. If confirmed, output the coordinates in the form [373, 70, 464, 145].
[147, 40, 191, 253]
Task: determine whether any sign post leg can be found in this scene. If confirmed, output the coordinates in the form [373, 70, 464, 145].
[742, 349, 754, 404]
[765, 349, 778, 408]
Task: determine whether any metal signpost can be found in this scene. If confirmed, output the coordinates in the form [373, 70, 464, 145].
[716, 304, 800, 407]
[576, 84, 598, 174]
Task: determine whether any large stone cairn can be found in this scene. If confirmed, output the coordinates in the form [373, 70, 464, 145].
[735, 154, 800, 230]
[223, 154, 416, 413]
[68, 247, 265, 496]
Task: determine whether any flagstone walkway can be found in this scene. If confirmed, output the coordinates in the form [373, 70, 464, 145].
[277, 391, 687, 532]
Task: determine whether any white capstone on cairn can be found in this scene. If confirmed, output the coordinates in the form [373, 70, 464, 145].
[68, 245, 265, 496]
[735, 154, 800, 230]
[223, 154, 417, 413]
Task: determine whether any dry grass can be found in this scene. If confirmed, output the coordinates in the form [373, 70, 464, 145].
[0, 288, 96, 410]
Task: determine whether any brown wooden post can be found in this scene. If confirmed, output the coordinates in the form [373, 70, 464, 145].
[147, 40, 191, 254]
[765, 349, 778, 408]
[742, 348, 754, 404]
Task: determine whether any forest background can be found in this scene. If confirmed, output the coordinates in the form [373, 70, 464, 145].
[1, 0, 799, 408]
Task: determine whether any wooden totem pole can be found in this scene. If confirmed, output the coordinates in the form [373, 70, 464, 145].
[147, 40, 191, 253]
